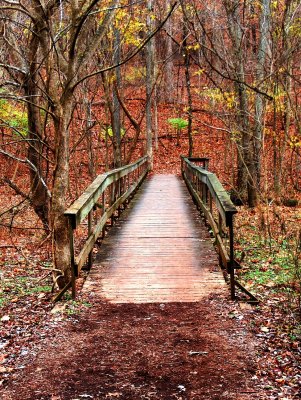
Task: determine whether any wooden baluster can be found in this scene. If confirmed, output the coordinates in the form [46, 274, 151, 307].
[120, 175, 122, 196]
[218, 213, 223, 267]
[229, 219, 235, 300]
[102, 191, 106, 239]
[87, 210, 93, 270]
[202, 181, 206, 204]
[118, 178, 121, 217]
[69, 223, 76, 299]
[125, 173, 129, 207]
[111, 182, 115, 226]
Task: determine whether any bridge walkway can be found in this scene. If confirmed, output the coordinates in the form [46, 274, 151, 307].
[84, 174, 227, 303]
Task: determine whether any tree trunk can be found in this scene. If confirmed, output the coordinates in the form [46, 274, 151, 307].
[146, 0, 155, 168]
[25, 30, 50, 230]
[51, 98, 73, 288]
[254, 0, 270, 188]
[113, 27, 122, 168]
[275, 1, 293, 196]
[164, 0, 174, 103]
[183, 15, 193, 157]
[225, 0, 257, 206]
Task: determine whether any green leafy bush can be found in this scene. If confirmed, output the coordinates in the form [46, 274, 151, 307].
[167, 118, 188, 130]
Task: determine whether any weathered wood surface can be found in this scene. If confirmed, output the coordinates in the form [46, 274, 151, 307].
[83, 174, 227, 303]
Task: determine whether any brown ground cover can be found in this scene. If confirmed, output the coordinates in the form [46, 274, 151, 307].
[2, 294, 264, 400]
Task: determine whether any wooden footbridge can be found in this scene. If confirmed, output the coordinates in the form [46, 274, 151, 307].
[58, 156, 256, 303]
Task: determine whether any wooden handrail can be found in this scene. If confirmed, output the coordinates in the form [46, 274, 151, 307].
[65, 156, 148, 228]
[54, 156, 149, 301]
[181, 156, 237, 299]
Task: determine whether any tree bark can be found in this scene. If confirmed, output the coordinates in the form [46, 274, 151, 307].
[225, 0, 257, 206]
[146, 0, 155, 168]
[6, 17, 51, 230]
[182, 13, 193, 157]
[164, 0, 174, 103]
[51, 97, 73, 287]
[254, 0, 271, 188]
[112, 27, 122, 168]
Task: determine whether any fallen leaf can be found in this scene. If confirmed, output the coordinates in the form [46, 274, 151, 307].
[51, 304, 67, 314]
[0, 355, 7, 364]
[0, 366, 13, 373]
[11, 297, 19, 303]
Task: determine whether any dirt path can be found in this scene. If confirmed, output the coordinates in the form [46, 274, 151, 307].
[1, 293, 265, 400]
[1, 175, 266, 399]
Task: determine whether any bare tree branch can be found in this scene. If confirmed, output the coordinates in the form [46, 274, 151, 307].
[72, 1, 179, 89]
[0, 149, 52, 198]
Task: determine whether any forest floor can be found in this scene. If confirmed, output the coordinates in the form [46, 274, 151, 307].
[1, 206, 301, 399]
[0, 293, 265, 400]
[1, 136, 301, 399]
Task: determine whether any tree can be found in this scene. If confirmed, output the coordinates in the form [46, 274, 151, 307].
[0, 0, 117, 287]
[181, 3, 193, 156]
[254, 0, 271, 189]
[146, 0, 155, 168]
[0, 0, 177, 288]
[180, 0, 275, 206]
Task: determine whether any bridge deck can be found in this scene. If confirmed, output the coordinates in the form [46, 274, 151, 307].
[84, 174, 227, 303]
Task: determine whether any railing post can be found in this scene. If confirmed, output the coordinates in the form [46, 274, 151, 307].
[117, 178, 121, 217]
[88, 211, 93, 269]
[218, 213, 223, 267]
[229, 219, 235, 300]
[202, 181, 206, 204]
[110, 182, 115, 226]
[102, 191, 106, 238]
[69, 222, 76, 299]
[205, 186, 208, 205]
